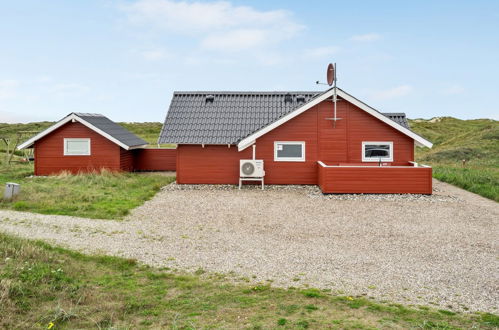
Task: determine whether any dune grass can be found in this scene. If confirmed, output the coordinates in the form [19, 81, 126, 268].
[432, 165, 499, 202]
[410, 117, 498, 202]
[0, 163, 174, 219]
[0, 233, 497, 329]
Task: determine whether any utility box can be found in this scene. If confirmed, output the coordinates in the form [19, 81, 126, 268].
[4, 182, 20, 200]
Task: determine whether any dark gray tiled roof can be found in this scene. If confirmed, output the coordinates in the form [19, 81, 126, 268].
[382, 113, 409, 129]
[73, 113, 147, 148]
[158, 91, 410, 145]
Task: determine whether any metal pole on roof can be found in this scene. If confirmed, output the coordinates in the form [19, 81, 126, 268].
[333, 63, 337, 127]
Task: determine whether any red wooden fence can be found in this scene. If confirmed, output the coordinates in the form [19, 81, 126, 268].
[318, 161, 432, 194]
[133, 148, 176, 171]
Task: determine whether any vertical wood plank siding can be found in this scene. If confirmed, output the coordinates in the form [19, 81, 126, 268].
[34, 122, 121, 175]
[318, 165, 433, 194]
[176, 97, 427, 192]
[133, 149, 177, 171]
[120, 149, 134, 171]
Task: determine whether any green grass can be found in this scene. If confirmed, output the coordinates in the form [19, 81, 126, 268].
[432, 165, 498, 201]
[410, 117, 498, 201]
[0, 163, 175, 219]
[1, 233, 497, 329]
[2, 118, 497, 202]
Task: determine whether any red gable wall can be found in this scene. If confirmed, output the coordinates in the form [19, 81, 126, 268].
[176, 98, 415, 184]
[34, 122, 123, 175]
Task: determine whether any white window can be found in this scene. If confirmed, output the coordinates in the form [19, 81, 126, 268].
[362, 141, 393, 162]
[274, 141, 305, 162]
[64, 138, 91, 156]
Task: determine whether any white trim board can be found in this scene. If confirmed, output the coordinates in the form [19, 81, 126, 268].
[17, 113, 147, 151]
[237, 88, 433, 151]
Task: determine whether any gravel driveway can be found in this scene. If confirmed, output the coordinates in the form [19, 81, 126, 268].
[0, 179, 497, 313]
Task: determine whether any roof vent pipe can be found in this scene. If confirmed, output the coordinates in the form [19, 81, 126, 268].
[284, 93, 293, 103]
[205, 95, 214, 103]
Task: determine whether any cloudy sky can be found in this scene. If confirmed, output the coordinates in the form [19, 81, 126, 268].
[1, 0, 498, 123]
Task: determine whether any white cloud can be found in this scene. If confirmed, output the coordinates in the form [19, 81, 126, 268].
[0, 110, 36, 123]
[47, 83, 89, 96]
[372, 85, 413, 100]
[442, 84, 465, 95]
[140, 49, 171, 60]
[0, 80, 20, 100]
[36, 75, 53, 83]
[350, 33, 381, 42]
[201, 29, 267, 51]
[303, 46, 339, 59]
[122, 0, 304, 51]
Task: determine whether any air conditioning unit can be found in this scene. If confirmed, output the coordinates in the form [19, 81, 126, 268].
[240, 159, 265, 177]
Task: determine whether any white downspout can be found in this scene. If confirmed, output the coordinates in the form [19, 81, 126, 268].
[252, 145, 256, 160]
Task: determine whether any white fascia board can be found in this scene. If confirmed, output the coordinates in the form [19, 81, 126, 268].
[128, 144, 148, 150]
[74, 117, 131, 150]
[237, 89, 335, 151]
[17, 113, 137, 151]
[336, 90, 433, 148]
[237, 87, 433, 151]
[17, 114, 77, 150]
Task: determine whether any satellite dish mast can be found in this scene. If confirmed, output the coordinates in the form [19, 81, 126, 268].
[325, 63, 341, 126]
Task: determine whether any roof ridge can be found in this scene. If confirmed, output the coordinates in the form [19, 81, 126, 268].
[173, 91, 322, 95]
[73, 112, 105, 117]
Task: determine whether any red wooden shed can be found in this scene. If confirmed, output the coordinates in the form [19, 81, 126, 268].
[159, 88, 433, 194]
[18, 113, 176, 175]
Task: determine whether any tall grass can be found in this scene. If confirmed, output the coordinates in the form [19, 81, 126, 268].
[0, 163, 175, 219]
[432, 165, 499, 201]
[410, 117, 498, 202]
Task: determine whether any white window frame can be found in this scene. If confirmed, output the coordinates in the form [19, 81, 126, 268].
[362, 141, 393, 162]
[274, 141, 305, 162]
[64, 138, 91, 156]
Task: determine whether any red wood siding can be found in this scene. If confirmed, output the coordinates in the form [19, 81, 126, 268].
[120, 149, 134, 171]
[133, 149, 177, 171]
[318, 164, 432, 194]
[176, 96, 420, 189]
[34, 122, 122, 175]
[345, 102, 414, 165]
[253, 106, 319, 184]
[177, 145, 251, 184]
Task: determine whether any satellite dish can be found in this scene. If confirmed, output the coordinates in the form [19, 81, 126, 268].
[327, 63, 335, 86]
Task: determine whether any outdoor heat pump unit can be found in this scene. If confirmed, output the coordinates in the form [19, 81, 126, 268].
[239, 145, 265, 189]
[240, 159, 265, 178]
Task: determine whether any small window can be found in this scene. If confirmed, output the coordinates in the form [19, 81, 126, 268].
[362, 142, 393, 162]
[64, 138, 91, 156]
[274, 141, 305, 162]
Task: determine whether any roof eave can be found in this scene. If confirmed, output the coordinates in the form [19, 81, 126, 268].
[17, 113, 146, 151]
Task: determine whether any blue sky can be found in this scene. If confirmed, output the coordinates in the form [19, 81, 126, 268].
[1, 0, 498, 123]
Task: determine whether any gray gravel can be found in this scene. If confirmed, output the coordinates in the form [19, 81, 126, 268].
[0, 179, 497, 313]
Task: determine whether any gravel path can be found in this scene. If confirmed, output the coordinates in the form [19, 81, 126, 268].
[0, 179, 497, 313]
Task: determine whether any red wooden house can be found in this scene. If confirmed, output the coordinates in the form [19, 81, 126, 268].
[159, 88, 433, 194]
[18, 113, 176, 175]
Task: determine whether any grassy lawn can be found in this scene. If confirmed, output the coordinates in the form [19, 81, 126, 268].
[431, 165, 498, 202]
[410, 117, 499, 202]
[0, 163, 174, 219]
[0, 233, 496, 329]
